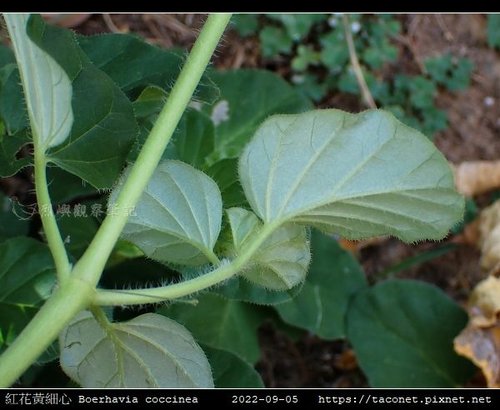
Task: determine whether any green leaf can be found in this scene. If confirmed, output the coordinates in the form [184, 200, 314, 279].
[5, 14, 73, 150]
[0, 60, 29, 135]
[57, 209, 100, 260]
[0, 238, 55, 353]
[421, 106, 448, 136]
[267, 14, 326, 41]
[0, 192, 30, 242]
[319, 30, 349, 70]
[111, 161, 222, 266]
[0, 47, 31, 177]
[77, 33, 217, 103]
[447, 58, 473, 91]
[407, 76, 436, 109]
[276, 230, 367, 339]
[425, 54, 453, 85]
[207, 70, 313, 160]
[214, 275, 303, 305]
[488, 14, 500, 49]
[173, 110, 214, 169]
[0, 131, 31, 177]
[0, 44, 16, 67]
[77, 33, 181, 94]
[47, 167, 99, 205]
[226, 207, 310, 290]
[231, 15, 260, 37]
[239, 109, 463, 242]
[131, 94, 214, 168]
[60, 311, 213, 387]
[347, 280, 475, 387]
[362, 44, 398, 69]
[259, 26, 293, 58]
[132, 85, 167, 119]
[160, 293, 263, 364]
[205, 159, 247, 208]
[24, 15, 138, 188]
[128, 86, 177, 163]
[291, 73, 328, 102]
[376, 244, 457, 280]
[425, 55, 473, 92]
[291, 45, 321, 72]
[201, 344, 264, 387]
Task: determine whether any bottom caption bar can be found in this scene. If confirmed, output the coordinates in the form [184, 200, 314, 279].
[0, 389, 498, 408]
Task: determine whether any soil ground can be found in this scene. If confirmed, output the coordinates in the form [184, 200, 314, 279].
[30, 14, 500, 387]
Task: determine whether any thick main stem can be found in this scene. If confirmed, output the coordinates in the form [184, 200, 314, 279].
[0, 279, 94, 387]
[73, 13, 232, 287]
[0, 14, 231, 387]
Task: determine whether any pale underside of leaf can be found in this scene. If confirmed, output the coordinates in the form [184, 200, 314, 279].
[226, 207, 310, 290]
[239, 109, 464, 242]
[112, 161, 222, 266]
[59, 311, 213, 387]
[5, 14, 73, 150]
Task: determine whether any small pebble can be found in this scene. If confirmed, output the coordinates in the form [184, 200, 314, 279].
[484, 96, 495, 107]
[351, 21, 361, 33]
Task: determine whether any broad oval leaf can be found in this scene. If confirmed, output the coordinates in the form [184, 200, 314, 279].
[276, 229, 367, 339]
[173, 109, 215, 169]
[160, 292, 264, 364]
[346, 280, 475, 387]
[227, 207, 310, 290]
[4, 14, 73, 150]
[111, 161, 222, 266]
[205, 159, 247, 208]
[60, 311, 213, 387]
[7, 15, 138, 188]
[206, 69, 313, 161]
[0, 238, 55, 354]
[201, 344, 264, 388]
[78, 33, 217, 104]
[239, 109, 464, 242]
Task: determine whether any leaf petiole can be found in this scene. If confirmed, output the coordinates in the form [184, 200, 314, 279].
[94, 221, 280, 306]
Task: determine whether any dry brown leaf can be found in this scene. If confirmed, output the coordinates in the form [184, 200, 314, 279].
[454, 276, 500, 387]
[455, 324, 500, 387]
[478, 201, 500, 271]
[469, 276, 500, 327]
[454, 160, 500, 197]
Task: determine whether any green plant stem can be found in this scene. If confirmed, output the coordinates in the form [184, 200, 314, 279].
[204, 248, 221, 266]
[95, 222, 279, 306]
[0, 278, 94, 387]
[0, 14, 231, 387]
[34, 151, 71, 282]
[73, 13, 231, 288]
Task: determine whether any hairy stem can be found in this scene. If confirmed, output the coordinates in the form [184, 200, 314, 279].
[34, 152, 72, 281]
[0, 14, 232, 387]
[0, 278, 94, 387]
[95, 222, 279, 306]
[73, 13, 232, 288]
